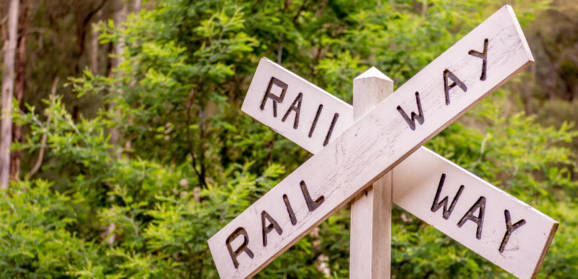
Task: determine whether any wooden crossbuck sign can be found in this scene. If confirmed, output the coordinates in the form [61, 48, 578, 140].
[208, 5, 558, 279]
[240, 58, 558, 279]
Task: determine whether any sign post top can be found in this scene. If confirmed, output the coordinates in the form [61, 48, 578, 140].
[353, 67, 394, 119]
[355, 67, 393, 82]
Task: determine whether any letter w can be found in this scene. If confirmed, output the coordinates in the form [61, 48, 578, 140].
[397, 92, 425, 131]
[431, 173, 464, 219]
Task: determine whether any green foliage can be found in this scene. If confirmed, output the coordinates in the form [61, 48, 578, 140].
[2, 0, 577, 278]
[0, 180, 99, 278]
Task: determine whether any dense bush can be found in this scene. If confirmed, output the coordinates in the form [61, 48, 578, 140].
[1, 0, 576, 278]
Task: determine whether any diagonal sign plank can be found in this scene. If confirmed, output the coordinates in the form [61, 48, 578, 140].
[241, 58, 354, 154]
[209, 6, 549, 278]
[393, 148, 557, 279]
[242, 57, 558, 279]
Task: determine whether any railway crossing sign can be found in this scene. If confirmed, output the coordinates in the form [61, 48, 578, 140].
[208, 5, 558, 279]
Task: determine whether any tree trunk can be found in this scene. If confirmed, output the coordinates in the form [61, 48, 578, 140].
[0, 0, 19, 188]
[109, 0, 126, 150]
[111, 0, 126, 76]
[10, 0, 28, 179]
[90, 10, 101, 74]
[134, 0, 141, 11]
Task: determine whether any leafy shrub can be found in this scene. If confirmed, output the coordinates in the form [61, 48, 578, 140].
[2, 0, 576, 278]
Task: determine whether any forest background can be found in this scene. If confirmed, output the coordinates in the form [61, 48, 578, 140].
[0, 0, 576, 278]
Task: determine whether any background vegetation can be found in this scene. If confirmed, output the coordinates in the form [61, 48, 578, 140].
[0, 0, 576, 278]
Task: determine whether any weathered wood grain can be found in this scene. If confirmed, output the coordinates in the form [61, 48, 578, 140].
[209, 5, 536, 278]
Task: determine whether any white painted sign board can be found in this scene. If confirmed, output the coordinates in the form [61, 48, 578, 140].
[393, 148, 558, 279]
[242, 59, 354, 153]
[209, 5, 547, 278]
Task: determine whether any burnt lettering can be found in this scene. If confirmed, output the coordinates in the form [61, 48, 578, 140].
[468, 38, 489, 81]
[261, 211, 283, 247]
[323, 113, 339, 146]
[397, 92, 425, 131]
[443, 69, 468, 105]
[309, 104, 323, 138]
[431, 173, 465, 219]
[457, 196, 486, 240]
[260, 77, 288, 117]
[300, 180, 325, 211]
[499, 209, 526, 253]
[226, 227, 254, 269]
[283, 194, 297, 225]
[282, 92, 303, 129]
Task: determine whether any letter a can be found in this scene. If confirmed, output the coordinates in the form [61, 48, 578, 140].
[261, 211, 283, 247]
[457, 196, 486, 240]
[443, 69, 468, 105]
[282, 92, 303, 129]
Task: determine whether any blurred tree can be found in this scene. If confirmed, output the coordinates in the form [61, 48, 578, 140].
[1, 0, 19, 188]
[10, 0, 29, 179]
[109, 0, 126, 149]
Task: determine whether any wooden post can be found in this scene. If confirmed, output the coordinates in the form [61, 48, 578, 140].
[350, 67, 393, 279]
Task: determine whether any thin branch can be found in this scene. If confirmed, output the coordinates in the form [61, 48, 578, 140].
[27, 77, 59, 180]
[277, 33, 283, 64]
[184, 88, 207, 188]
